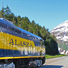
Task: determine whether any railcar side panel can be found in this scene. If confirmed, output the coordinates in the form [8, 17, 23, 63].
[0, 32, 43, 58]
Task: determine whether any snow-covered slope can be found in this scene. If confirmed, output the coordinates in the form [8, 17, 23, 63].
[51, 20, 68, 41]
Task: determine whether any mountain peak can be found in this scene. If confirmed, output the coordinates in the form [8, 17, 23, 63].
[51, 20, 68, 41]
[53, 20, 68, 30]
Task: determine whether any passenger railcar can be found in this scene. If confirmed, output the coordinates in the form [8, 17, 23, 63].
[0, 18, 45, 68]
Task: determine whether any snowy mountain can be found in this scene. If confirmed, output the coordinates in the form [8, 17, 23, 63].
[51, 20, 68, 41]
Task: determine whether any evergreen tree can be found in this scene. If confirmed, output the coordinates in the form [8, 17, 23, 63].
[0, 7, 4, 18]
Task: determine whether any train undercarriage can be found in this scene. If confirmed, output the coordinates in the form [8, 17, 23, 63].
[0, 57, 45, 68]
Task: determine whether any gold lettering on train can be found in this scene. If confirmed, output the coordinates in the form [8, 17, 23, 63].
[9, 39, 32, 47]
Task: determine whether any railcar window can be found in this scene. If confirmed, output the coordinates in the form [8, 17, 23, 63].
[8, 26, 14, 31]
[30, 36, 33, 40]
[21, 32, 23, 36]
[15, 29, 21, 34]
[34, 41, 41, 46]
[27, 34, 30, 36]
[0, 22, 7, 28]
[23, 32, 28, 39]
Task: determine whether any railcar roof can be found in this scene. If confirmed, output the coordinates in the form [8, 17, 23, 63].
[0, 18, 43, 40]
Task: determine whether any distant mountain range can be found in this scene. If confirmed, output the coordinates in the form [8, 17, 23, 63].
[50, 20, 68, 50]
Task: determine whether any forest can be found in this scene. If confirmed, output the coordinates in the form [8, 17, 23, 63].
[0, 6, 59, 55]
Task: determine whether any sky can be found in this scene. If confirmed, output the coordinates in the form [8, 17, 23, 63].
[0, 0, 68, 31]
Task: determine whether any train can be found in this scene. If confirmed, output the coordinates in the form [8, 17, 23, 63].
[0, 18, 45, 68]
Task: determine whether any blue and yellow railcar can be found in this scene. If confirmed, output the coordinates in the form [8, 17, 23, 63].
[0, 18, 45, 68]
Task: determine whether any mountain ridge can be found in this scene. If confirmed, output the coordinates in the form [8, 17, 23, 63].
[50, 20, 68, 50]
[51, 20, 68, 41]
